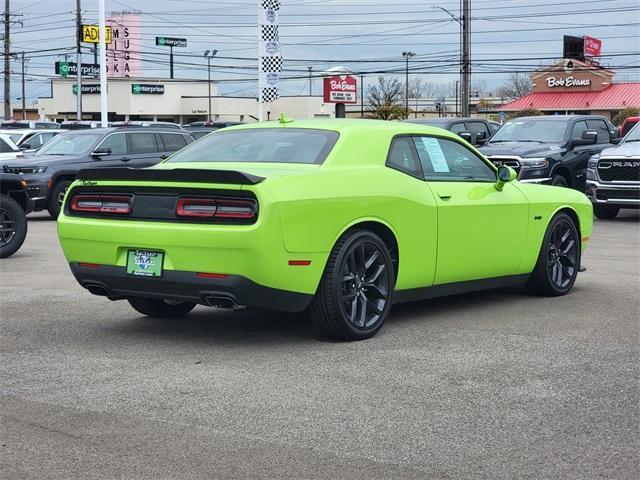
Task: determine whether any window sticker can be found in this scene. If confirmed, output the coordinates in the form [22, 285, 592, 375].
[420, 137, 449, 173]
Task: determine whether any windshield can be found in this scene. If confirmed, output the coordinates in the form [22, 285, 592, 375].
[490, 119, 568, 143]
[624, 123, 640, 142]
[36, 133, 101, 156]
[167, 128, 339, 164]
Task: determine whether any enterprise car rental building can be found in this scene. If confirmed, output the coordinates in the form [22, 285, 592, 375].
[36, 77, 336, 124]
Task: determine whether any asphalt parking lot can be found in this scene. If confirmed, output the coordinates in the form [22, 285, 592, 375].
[1, 211, 638, 479]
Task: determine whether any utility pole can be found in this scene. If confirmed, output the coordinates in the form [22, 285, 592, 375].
[76, 0, 82, 120]
[307, 66, 312, 96]
[3, 0, 11, 118]
[461, 0, 471, 117]
[204, 49, 217, 122]
[402, 51, 415, 117]
[360, 74, 364, 118]
[20, 51, 25, 119]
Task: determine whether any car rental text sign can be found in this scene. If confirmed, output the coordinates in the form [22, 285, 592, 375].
[323, 75, 357, 104]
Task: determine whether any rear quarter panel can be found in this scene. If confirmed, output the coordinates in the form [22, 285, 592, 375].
[514, 183, 593, 273]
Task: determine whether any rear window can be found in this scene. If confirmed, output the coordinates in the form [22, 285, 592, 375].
[167, 128, 339, 165]
[128, 132, 158, 154]
[160, 133, 188, 152]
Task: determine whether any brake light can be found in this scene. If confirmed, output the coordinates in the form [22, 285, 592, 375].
[70, 194, 132, 214]
[176, 197, 256, 219]
[176, 198, 217, 217]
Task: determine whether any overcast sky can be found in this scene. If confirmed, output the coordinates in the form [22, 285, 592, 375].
[3, 0, 640, 104]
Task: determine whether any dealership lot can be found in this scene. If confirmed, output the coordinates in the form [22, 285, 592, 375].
[1, 212, 638, 479]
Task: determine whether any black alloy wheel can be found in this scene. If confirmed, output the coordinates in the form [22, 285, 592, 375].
[340, 241, 390, 329]
[47, 180, 72, 218]
[526, 212, 580, 296]
[0, 206, 17, 248]
[0, 195, 28, 258]
[547, 221, 578, 290]
[311, 229, 394, 341]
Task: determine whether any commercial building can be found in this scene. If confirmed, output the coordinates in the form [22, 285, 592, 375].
[37, 77, 336, 124]
[501, 59, 640, 119]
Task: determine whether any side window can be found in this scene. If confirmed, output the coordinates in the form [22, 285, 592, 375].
[571, 121, 588, 140]
[467, 121, 490, 141]
[97, 133, 127, 155]
[587, 119, 611, 143]
[413, 136, 495, 182]
[386, 136, 422, 178]
[449, 122, 467, 134]
[128, 133, 158, 154]
[159, 133, 187, 152]
[27, 134, 44, 147]
[0, 138, 14, 152]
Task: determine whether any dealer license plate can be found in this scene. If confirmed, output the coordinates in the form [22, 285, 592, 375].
[126, 250, 164, 277]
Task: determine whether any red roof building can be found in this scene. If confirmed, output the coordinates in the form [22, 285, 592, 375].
[501, 59, 640, 120]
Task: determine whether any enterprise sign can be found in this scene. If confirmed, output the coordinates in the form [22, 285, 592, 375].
[155, 36, 187, 48]
[131, 84, 165, 95]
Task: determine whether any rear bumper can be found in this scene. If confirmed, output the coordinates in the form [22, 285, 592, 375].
[70, 262, 313, 312]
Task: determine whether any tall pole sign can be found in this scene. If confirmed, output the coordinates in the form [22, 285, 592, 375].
[155, 36, 187, 79]
[98, 0, 108, 127]
[258, 0, 282, 122]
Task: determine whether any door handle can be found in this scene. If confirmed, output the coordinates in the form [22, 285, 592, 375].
[160, 154, 168, 160]
[438, 193, 452, 200]
[120, 157, 131, 162]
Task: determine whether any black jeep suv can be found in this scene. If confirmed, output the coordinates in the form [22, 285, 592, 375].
[586, 123, 640, 219]
[2, 127, 193, 218]
[480, 115, 618, 191]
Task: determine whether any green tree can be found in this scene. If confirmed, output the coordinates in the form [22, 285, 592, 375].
[612, 107, 640, 126]
[366, 76, 407, 120]
[508, 108, 544, 119]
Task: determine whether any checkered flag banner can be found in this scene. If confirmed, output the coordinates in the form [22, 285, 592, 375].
[258, 0, 282, 104]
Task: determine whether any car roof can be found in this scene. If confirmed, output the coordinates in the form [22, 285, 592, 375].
[507, 115, 606, 122]
[59, 127, 190, 135]
[224, 118, 466, 139]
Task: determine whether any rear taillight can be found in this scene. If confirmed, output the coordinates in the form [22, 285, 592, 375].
[176, 197, 256, 220]
[70, 194, 132, 214]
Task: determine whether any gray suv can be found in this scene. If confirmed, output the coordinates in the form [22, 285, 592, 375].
[2, 127, 194, 218]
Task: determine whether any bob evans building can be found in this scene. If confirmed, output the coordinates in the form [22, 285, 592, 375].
[37, 77, 335, 124]
[501, 59, 640, 119]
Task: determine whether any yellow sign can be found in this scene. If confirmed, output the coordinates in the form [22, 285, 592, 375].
[82, 25, 112, 44]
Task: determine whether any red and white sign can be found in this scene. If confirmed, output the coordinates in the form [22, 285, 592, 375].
[584, 36, 602, 57]
[323, 75, 357, 104]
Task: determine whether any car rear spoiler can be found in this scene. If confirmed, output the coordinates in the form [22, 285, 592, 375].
[76, 167, 265, 185]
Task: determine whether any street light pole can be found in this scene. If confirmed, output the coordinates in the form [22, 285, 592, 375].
[402, 51, 415, 117]
[204, 49, 217, 123]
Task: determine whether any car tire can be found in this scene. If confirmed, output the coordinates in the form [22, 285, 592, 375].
[127, 297, 196, 318]
[47, 180, 73, 219]
[310, 229, 394, 341]
[526, 212, 580, 297]
[0, 195, 28, 258]
[593, 204, 619, 220]
[551, 175, 568, 187]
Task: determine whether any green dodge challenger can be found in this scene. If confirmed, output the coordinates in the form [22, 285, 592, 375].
[57, 119, 593, 340]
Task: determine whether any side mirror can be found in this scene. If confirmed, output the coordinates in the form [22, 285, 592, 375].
[474, 131, 487, 144]
[495, 165, 517, 191]
[19, 143, 31, 150]
[91, 147, 111, 157]
[571, 130, 598, 147]
[458, 131, 472, 143]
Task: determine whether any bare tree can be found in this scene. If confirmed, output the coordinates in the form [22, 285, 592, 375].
[496, 73, 533, 99]
[366, 76, 407, 120]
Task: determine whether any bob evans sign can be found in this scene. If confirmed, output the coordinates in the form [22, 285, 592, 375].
[323, 75, 357, 104]
[546, 76, 591, 88]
